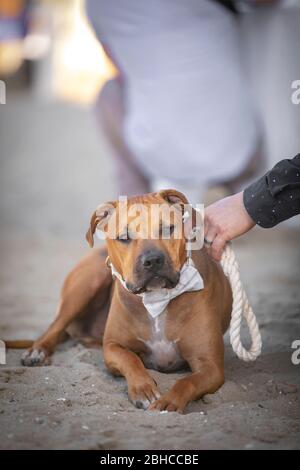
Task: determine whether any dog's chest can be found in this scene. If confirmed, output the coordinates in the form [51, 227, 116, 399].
[140, 310, 185, 372]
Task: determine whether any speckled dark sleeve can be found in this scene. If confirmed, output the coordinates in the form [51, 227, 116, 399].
[243, 154, 300, 228]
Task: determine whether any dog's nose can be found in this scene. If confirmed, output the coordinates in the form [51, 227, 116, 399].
[141, 251, 165, 271]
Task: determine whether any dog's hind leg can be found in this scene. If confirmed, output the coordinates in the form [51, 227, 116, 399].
[22, 247, 112, 366]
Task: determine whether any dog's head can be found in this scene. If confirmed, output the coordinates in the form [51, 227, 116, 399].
[86, 190, 193, 294]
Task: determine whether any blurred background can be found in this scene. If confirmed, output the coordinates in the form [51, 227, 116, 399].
[0, 0, 118, 242]
[0, 1, 300, 451]
[0, 0, 300, 241]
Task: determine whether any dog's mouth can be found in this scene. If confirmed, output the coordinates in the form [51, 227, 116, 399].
[127, 273, 180, 295]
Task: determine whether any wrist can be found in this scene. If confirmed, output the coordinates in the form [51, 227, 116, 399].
[239, 191, 256, 227]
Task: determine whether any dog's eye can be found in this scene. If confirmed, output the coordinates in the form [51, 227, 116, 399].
[116, 234, 131, 243]
[161, 225, 175, 238]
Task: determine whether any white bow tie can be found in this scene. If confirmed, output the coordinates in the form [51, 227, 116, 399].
[109, 258, 204, 318]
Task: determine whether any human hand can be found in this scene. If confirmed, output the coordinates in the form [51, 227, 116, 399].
[204, 191, 255, 262]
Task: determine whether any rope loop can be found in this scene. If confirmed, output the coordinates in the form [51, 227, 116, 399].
[220, 243, 262, 361]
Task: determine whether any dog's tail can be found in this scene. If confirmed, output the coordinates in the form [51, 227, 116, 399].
[4, 340, 34, 349]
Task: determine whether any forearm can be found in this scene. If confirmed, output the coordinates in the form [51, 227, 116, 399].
[243, 154, 300, 228]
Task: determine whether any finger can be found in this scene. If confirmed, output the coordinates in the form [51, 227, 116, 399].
[211, 235, 226, 262]
[204, 227, 217, 246]
[204, 216, 210, 236]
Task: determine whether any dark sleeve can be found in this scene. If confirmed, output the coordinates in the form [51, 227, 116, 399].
[243, 154, 300, 228]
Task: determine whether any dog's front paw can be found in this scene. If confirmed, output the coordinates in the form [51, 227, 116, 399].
[128, 378, 161, 410]
[21, 347, 51, 367]
[148, 390, 187, 413]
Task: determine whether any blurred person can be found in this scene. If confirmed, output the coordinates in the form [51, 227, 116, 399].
[0, 0, 28, 79]
[204, 153, 300, 261]
[86, 0, 265, 203]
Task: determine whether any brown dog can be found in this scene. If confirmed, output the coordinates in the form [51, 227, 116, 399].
[20, 189, 232, 413]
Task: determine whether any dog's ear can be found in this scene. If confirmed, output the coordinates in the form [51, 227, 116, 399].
[158, 189, 189, 205]
[158, 189, 198, 229]
[86, 202, 116, 248]
[158, 189, 189, 208]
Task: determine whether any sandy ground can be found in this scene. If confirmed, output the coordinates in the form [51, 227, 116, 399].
[0, 98, 300, 450]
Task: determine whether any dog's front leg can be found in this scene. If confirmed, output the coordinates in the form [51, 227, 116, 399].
[104, 342, 161, 409]
[22, 248, 111, 366]
[149, 358, 224, 413]
[149, 327, 225, 413]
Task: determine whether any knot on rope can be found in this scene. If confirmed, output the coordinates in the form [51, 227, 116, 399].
[220, 243, 262, 362]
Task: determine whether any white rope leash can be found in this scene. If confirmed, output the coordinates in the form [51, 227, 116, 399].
[220, 243, 262, 361]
